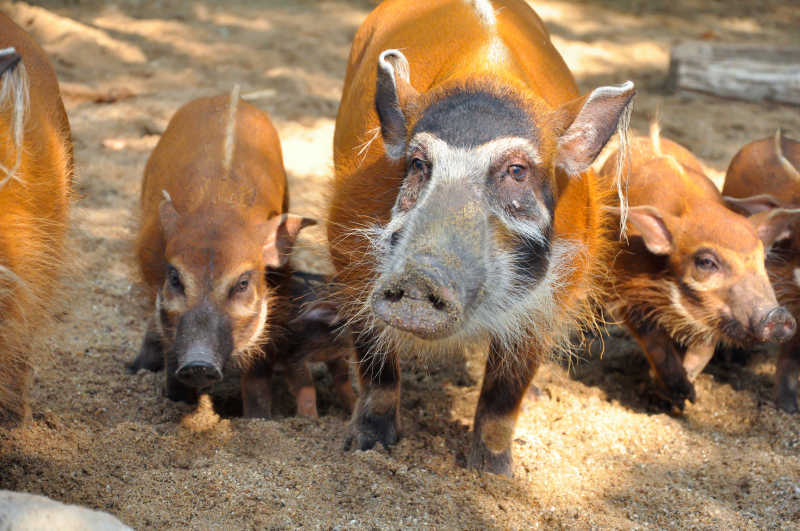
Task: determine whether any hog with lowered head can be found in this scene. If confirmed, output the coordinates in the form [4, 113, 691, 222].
[327, 0, 635, 475]
[723, 130, 800, 412]
[602, 124, 798, 410]
[0, 14, 72, 427]
[127, 88, 316, 418]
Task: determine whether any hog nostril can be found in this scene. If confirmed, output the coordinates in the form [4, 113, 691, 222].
[428, 294, 446, 311]
[384, 289, 404, 302]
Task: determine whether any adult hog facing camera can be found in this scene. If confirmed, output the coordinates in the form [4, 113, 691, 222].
[0, 15, 72, 427]
[328, 0, 635, 475]
[723, 131, 800, 412]
[128, 88, 315, 417]
[602, 125, 797, 411]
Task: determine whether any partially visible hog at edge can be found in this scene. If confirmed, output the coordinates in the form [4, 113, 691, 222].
[128, 89, 315, 418]
[723, 130, 800, 412]
[602, 124, 798, 411]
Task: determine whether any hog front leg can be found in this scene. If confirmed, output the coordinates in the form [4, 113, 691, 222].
[328, 356, 357, 413]
[344, 328, 400, 451]
[630, 323, 694, 409]
[0, 357, 31, 428]
[164, 350, 197, 404]
[285, 360, 319, 418]
[127, 318, 165, 373]
[776, 337, 800, 413]
[682, 340, 715, 382]
[241, 360, 273, 418]
[469, 339, 539, 476]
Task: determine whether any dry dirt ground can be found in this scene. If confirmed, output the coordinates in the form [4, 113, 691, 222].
[2, 0, 800, 529]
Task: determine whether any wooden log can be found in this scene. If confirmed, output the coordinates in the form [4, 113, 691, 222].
[668, 41, 800, 106]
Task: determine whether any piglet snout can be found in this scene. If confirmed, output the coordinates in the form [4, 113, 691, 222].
[755, 307, 796, 343]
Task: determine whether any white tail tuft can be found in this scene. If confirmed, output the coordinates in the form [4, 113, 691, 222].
[0, 47, 29, 189]
[774, 128, 800, 181]
[222, 84, 241, 177]
[649, 120, 662, 157]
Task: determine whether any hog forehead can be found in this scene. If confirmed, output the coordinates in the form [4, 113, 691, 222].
[167, 229, 263, 282]
[680, 204, 761, 255]
[412, 90, 537, 148]
[409, 133, 542, 182]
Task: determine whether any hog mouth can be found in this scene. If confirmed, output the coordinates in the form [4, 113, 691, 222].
[718, 315, 759, 346]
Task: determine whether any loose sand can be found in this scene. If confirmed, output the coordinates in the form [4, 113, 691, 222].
[1, 0, 799, 528]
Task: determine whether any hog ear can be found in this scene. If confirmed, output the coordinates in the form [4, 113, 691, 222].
[722, 194, 782, 216]
[159, 198, 180, 239]
[288, 300, 342, 330]
[261, 214, 317, 268]
[376, 49, 419, 160]
[617, 205, 675, 255]
[553, 81, 636, 176]
[749, 207, 800, 248]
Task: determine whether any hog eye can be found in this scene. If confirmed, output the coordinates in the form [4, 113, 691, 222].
[410, 157, 429, 175]
[167, 266, 184, 293]
[694, 254, 719, 272]
[506, 164, 527, 182]
[234, 276, 250, 294]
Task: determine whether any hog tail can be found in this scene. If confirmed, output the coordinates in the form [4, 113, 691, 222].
[649, 119, 662, 157]
[0, 47, 29, 189]
[774, 128, 800, 181]
[614, 95, 634, 239]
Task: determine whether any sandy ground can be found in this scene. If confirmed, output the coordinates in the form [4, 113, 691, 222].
[1, 0, 800, 528]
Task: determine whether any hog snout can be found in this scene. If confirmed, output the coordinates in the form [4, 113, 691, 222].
[176, 355, 224, 388]
[754, 307, 796, 343]
[372, 263, 463, 339]
[172, 301, 234, 388]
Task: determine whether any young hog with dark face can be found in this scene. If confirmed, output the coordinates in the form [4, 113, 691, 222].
[723, 130, 800, 412]
[128, 88, 315, 418]
[327, 0, 635, 475]
[602, 125, 798, 410]
[0, 15, 72, 427]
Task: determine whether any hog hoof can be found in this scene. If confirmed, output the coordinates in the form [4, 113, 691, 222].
[343, 410, 398, 451]
[776, 390, 798, 414]
[467, 438, 513, 477]
[654, 371, 696, 411]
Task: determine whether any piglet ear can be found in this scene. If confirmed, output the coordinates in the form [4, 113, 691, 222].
[159, 197, 180, 239]
[261, 214, 317, 268]
[288, 300, 342, 330]
[611, 204, 675, 255]
[749, 207, 800, 248]
[376, 49, 419, 160]
[722, 194, 781, 216]
[553, 81, 636, 176]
